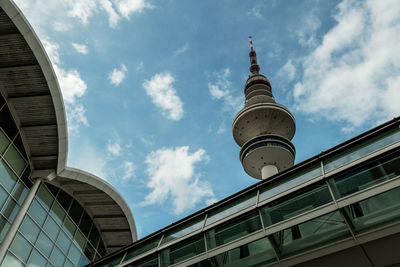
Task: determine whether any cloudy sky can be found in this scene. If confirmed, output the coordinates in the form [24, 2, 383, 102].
[14, 0, 400, 237]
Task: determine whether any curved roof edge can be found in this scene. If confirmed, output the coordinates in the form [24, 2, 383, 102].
[0, 0, 68, 174]
[58, 167, 138, 242]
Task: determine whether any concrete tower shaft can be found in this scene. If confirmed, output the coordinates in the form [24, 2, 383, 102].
[232, 38, 296, 180]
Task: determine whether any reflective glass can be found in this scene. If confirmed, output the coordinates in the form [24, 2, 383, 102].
[160, 234, 205, 266]
[44, 216, 60, 241]
[1, 252, 23, 267]
[0, 160, 18, 192]
[212, 237, 276, 266]
[0, 186, 8, 210]
[261, 182, 332, 226]
[126, 254, 158, 267]
[36, 232, 53, 257]
[56, 189, 72, 211]
[27, 249, 47, 267]
[0, 216, 10, 242]
[206, 211, 262, 249]
[69, 199, 83, 225]
[79, 211, 92, 237]
[98, 255, 123, 267]
[56, 230, 72, 253]
[79, 256, 90, 267]
[0, 107, 18, 140]
[161, 217, 204, 245]
[0, 130, 10, 155]
[20, 166, 32, 188]
[65, 259, 75, 267]
[50, 201, 66, 225]
[37, 185, 54, 210]
[124, 237, 160, 261]
[74, 229, 86, 250]
[272, 211, 350, 258]
[330, 150, 400, 198]
[50, 246, 65, 267]
[324, 128, 400, 173]
[11, 180, 28, 205]
[84, 243, 96, 262]
[10, 233, 32, 262]
[259, 164, 322, 202]
[63, 216, 77, 238]
[68, 243, 82, 266]
[28, 199, 47, 226]
[88, 227, 100, 248]
[13, 135, 26, 161]
[4, 145, 26, 176]
[206, 192, 257, 226]
[1, 197, 19, 221]
[20, 215, 40, 244]
[345, 186, 400, 233]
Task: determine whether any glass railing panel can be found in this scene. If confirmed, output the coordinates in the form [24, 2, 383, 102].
[97, 254, 124, 267]
[125, 254, 159, 267]
[324, 128, 400, 173]
[344, 186, 400, 234]
[272, 211, 351, 258]
[329, 150, 400, 199]
[161, 216, 205, 245]
[261, 182, 332, 227]
[124, 236, 161, 262]
[160, 234, 205, 267]
[206, 192, 257, 226]
[259, 164, 322, 202]
[206, 210, 262, 250]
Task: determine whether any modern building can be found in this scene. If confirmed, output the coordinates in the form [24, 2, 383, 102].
[0, 0, 137, 266]
[87, 42, 400, 266]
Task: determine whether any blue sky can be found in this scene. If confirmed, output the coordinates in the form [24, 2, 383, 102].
[15, 0, 400, 238]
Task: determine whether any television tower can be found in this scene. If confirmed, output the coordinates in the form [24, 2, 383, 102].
[232, 37, 296, 180]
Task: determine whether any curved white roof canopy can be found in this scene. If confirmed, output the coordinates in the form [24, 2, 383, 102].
[0, 0, 137, 253]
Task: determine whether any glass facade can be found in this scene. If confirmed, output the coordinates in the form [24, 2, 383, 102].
[91, 123, 400, 267]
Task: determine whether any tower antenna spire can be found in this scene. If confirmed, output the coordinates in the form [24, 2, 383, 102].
[248, 36, 260, 74]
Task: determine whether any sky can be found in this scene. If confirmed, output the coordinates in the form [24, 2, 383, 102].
[14, 0, 400, 238]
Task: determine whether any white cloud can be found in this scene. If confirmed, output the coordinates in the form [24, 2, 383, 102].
[66, 0, 96, 24]
[277, 60, 296, 85]
[136, 61, 144, 72]
[72, 43, 89, 54]
[174, 42, 189, 56]
[142, 146, 214, 214]
[293, 0, 400, 130]
[66, 104, 89, 133]
[143, 73, 184, 120]
[205, 198, 218, 206]
[122, 161, 136, 180]
[100, 0, 121, 28]
[115, 0, 154, 19]
[208, 68, 242, 112]
[294, 8, 321, 47]
[109, 64, 128, 86]
[54, 66, 87, 104]
[107, 140, 122, 156]
[246, 5, 263, 19]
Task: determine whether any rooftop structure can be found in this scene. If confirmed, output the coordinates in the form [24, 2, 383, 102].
[0, 0, 137, 266]
[232, 37, 296, 180]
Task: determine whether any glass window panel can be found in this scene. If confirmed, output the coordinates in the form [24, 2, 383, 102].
[84, 243, 96, 262]
[50, 246, 65, 267]
[56, 189, 72, 212]
[126, 254, 158, 267]
[206, 192, 257, 226]
[88, 227, 100, 248]
[44, 216, 60, 241]
[57, 229, 72, 253]
[345, 186, 400, 233]
[261, 182, 332, 226]
[99, 255, 123, 267]
[160, 234, 205, 266]
[97, 242, 106, 256]
[50, 201, 66, 226]
[209, 237, 276, 267]
[10, 233, 33, 262]
[325, 128, 400, 173]
[68, 243, 82, 266]
[0, 186, 8, 210]
[79, 211, 92, 237]
[69, 199, 84, 225]
[45, 183, 59, 198]
[20, 215, 40, 244]
[0, 216, 10, 242]
[330, 150, 400, 199]
[28, 199, 47, 226]
[36, 185, 54, 211]
[20, 166, 32, 189]
[27, 249, 47, 267]
[13, 135, 27, 161]
[272, 211, 351, 258]
[206, 211, 262, 249]
[0, 129, 10, 155]
[65, 259, 75, 267]
[0, 160, 18, 192]
[161, 217, 204, 245]
[11, 180, 28, 205]
[0, 95, 4, 108]
[36, 232, 53, 257]
[0, 107, 18, 140]
[1, 252, 24, 267]
[124, 237, 160, 261]
[74, 230, 86, 250]
[259, 164, 322, 202]
[4, 145, 26, 177]
[63, 216, 77, 238]
[1, 197, 19, 222]
[79, 256, 90, 267]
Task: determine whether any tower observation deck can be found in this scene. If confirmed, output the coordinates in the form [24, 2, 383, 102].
[232, 37, 296, 180]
